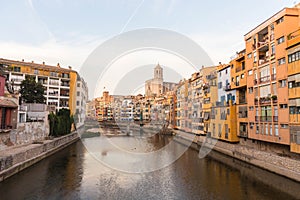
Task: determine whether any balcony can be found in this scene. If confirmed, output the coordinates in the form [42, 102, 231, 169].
[239, 130, 248, 138]
[239, 97, 247, 104]
[238, 112, 248, 118]
[259, 75, 270, 84]
[223, 85, 231, 91]
[260, 116, 272, 122]
[289, 87, 300, 99]
[287, 29, 300, 47]
[255, 116, 259, 122]
[259, 97, 271, 105]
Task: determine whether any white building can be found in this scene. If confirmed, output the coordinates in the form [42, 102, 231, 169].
[217, 65, 236, 105]
[75, 75, 88, 128]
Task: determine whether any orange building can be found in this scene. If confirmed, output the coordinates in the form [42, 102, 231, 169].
[287, 28, 300, 153]
[244, 5, 300, 146]
[229, 50, 248, 139]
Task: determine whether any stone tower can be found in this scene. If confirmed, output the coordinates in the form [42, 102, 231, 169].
[154, 63, 163, 80]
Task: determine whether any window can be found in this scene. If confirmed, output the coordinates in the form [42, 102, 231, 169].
[275, 124, 279, 136]
[250, 123, 254, 129]
[77, 83, 80, 87]
[280, 124, 288, 129]
[248, 87, 253, 93]
[271, 44, 275, 55]
[256, 124, 259, 134]
[77, 91, 80, 96]
[280, 104, 288, 109]
[50, 72, 58, 77]
[218, 82, 222, 89]
[241, 74, 245, 79]
[279, 79, 286, 87]
[34, 69, 39, 75]
[249, 106, 254, 111]
[14, 67, 21, 72]
[219, 72, 221, 77]
[248, 70, 253, 75]
[278, 57, 286, 65]
[277, 36, 285, 45]
[288, 51, 300, 63]
[76, 101, 80, 106]
[276, 17, 284, 24]
[226, 69, 228, 74]
[270, 124, 273, 136]
[247, 53, 252, 59]
[253, 52, 257, 62]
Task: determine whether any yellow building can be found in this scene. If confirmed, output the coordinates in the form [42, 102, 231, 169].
[0, 58, 78, 115]
[189, 67, 217, 135]
[210, 64, 239, 142]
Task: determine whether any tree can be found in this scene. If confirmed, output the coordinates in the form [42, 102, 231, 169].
[48, 109, 74, 136]
[20, 76, 46, 103]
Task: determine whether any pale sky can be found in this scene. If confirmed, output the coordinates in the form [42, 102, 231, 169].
[0, 0, 298, 97]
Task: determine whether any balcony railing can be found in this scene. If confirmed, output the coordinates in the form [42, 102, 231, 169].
[239, 130, 248, 138]
[223, 85, 231, 91]
[259, 98, 271, 105]
[259, 75, 270, 84]
[255, 116, 259, 122]
[288, 29, 300, 40]
[239, 98, 247, 104]
[260, 116, 272, 122]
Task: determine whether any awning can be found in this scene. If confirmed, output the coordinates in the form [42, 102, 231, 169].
[0, 99, 18, 108]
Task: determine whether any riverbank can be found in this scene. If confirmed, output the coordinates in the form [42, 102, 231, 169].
[0, 132, 79, 182]
[173, 129, 300, 183]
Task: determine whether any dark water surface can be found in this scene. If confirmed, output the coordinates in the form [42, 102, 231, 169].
[0, 127, 299, 200]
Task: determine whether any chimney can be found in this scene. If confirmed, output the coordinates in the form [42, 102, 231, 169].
[57, 63, 60, 68]
[219, 62, 222, 65]
[68, 66, 72, 70]
[31, 61, 34, 63]
[22, 59, 24, 62]
[42, 61, 45, 65]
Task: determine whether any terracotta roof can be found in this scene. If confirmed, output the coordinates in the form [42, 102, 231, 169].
[0, 98, 18, 108]
[0, 58, 76, 73]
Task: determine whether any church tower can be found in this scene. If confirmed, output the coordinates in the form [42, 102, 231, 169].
[154, 63, 163, 80]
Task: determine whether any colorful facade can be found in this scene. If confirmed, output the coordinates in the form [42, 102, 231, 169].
[287, 28, 300, 153]
[0, 59, 78, 115]
[244, 6, 300, 145]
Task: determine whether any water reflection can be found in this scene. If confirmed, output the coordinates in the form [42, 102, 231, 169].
[0, 127, 299, 199]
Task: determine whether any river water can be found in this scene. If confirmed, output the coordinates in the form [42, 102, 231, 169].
[0, 125, 299, 200]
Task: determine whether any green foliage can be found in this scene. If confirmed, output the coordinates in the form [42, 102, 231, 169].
[48, 109, 74, 137]
[20, 76, 46, 104]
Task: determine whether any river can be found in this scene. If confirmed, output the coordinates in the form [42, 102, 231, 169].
[0, 125, 299, 200]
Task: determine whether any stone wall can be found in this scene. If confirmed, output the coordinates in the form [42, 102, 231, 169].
[0, 116, 49, 150]
[174, 130, 300, 182]
[0, 132, 79, 182]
